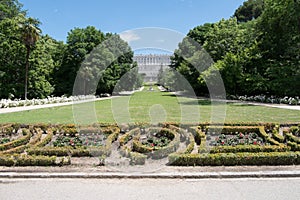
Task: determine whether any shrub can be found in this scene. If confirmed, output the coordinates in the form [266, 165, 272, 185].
[206, 126, 261, 134]
[183, 134, 195, 154]
[210, 145, 290, 153]
[258, 127, 280, 145]
[285, 132, 300, 144]
[0, 129, 31, 151]
[189, 126, 205, 145]
[35, 129, 53, 147]
[272, 127, 284, 143]
[133, 128, 180, 159]
[168, 152, 300, 166]
[119, 128, 140, 146]
[129, 152, 147, 165]
[287, 141, 300, 151]
[0, 154, 70, 166]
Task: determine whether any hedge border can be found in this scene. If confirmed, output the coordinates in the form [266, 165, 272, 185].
[0, 129, 32, 151]
[132, 128, 180, 159]
[168, 152, 300, 166]
[0, 154, 71, 166]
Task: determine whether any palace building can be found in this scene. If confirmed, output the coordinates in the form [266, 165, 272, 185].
[133, 54, 171, 82]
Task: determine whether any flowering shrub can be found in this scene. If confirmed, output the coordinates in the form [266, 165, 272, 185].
[230, 95, 300, 105]
[0, 95, 96, 109]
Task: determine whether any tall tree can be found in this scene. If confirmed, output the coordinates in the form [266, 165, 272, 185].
[256, 0, 300, 96]
[234, 0, 265, 22]
[54, 26, 104, 95]
[0, 0, 24, 21]
[19, 16, 41, 99]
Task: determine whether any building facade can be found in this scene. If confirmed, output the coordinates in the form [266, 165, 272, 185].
[133, 54, 171, 82]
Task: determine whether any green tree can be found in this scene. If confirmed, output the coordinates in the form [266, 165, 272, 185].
[256, 0, 300, 96]
[54, 26, 104, 95]
[19, 16, 41, 99]
[0, 0, 24, 21]
[234, 0, 265, 22]
[0, 16, 25, 98]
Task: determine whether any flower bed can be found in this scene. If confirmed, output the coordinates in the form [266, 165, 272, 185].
[0, 95, 96, 109]
[229, 95, 300, 105]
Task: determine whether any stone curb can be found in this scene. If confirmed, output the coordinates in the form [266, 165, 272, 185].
[1, 171, 300, 179]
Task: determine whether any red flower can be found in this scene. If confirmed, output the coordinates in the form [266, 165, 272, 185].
[253, 141, 257, 145]
[151, 143, 155, 147]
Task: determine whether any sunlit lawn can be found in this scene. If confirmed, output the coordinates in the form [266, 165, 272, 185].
[0, 86, 299, 124]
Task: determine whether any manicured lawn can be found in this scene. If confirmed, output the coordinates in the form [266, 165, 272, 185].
[0, 86, 299, 124]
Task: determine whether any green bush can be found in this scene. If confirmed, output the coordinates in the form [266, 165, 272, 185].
[287, 141, 300, 151]
[132, 128, 180, 159]
[206, 126, 261, 134]
[183, 134, 195, 154]
[210, 145, 290, 153]
[0, 154, 70, 166]
[28, 128, 43, 145]
[119, 128, 140, 146]
[0, 156, 15, 166]
[0, 129, 31, 151]
[129, 152, 147, 165]
[168, 152, 300, 166]
[285, 132, 300, 144]
[189, 126, 205, 145]
[27, 147, 72, 156]
[258, 127, 280, 145]
[35, 129, 53, 147]
[272, 130, 285, 143]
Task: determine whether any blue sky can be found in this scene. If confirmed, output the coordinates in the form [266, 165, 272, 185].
[19, 0, 245, 42]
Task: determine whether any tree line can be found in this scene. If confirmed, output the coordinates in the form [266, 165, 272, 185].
[0, 0, 142, 99]
[1, 0, 299, 100]
[160, 0, 300, 97]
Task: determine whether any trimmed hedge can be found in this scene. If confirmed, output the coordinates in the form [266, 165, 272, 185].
[0, 154, 70, 166]
[119, 128, 140, 146]
[168, 152, 300, 166]
[34, 129, 53, 147]
[0, 129, 31, 151]
[189, 126, 205, 145]
[285, 132, 300, 144]
[28, 128, 43, 145]
[287, 141, 300, 151]
[183, 133, 195, 154]
[258, 127, 281, 145]
[132, 128, 180, 159]
[120, 142, 146, 165]
[206, 126, 261, 134]
[210, 145, 290, 153]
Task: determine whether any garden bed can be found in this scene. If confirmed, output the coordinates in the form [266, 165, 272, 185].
[0, 123, 299, 166]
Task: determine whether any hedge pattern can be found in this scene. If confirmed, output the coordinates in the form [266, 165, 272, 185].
[0, 123, 299, 166]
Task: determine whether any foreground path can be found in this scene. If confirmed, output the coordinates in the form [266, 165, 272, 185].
[0, 177, 299, 200]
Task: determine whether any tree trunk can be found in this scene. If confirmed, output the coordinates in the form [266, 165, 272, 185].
[25, 47, 30, 100]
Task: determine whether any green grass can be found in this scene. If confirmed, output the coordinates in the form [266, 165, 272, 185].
[0, 86, 299, 124]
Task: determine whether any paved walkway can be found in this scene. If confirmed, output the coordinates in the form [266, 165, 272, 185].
[1, 165, 300, 179]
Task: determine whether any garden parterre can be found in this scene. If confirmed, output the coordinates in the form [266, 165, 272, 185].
[0, 123, 300, 166]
